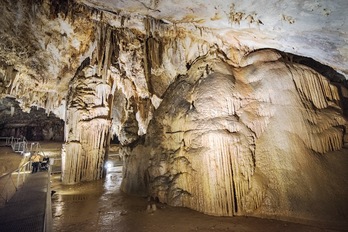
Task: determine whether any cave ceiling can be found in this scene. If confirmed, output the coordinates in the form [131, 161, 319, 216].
[81, 0, 348, 76]
[0, 0, 346, 132]
[0, 0, 346, 117]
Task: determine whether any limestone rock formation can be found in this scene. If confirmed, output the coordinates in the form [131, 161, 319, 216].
[0, 0, 347, 224]
[0, 97, 64, 140]
[121, 49, 348, 221]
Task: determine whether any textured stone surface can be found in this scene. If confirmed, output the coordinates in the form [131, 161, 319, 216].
[0, 0, 347, 223]
[0, 97, 64, 141]
[82, 0, 348, 77]
[121, 49, 348, 220]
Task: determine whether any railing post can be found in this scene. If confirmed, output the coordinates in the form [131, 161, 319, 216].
[16, 169, 20, 190]
[26, 162, 30, 179]
[23, 165, 26, 183]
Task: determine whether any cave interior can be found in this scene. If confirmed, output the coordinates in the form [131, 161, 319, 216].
[0, 0, 347, 225]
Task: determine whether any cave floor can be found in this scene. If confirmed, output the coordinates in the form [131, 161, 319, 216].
[0, 143, 346, 231]
[51, 160, 345, 232]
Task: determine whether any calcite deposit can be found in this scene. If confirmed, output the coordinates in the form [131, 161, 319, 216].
[0, 0, 347, 224]
[121, 49, 347, 220]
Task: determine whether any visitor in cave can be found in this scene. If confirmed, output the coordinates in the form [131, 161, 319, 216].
[30, 152, 42, 173]
[40, 156, 50, 171]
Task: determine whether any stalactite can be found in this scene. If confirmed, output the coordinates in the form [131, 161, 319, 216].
[103, 28, 112, 82]
[292, 66, 340, 109]
[290, 64, 345, 154]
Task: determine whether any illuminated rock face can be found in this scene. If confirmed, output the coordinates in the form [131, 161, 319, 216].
[0, 0, 347, 222]
[62, 65, 114, 184]
[121, 50, 347, 220]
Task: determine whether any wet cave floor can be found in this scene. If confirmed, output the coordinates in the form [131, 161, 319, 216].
[51, 159, 343, 232]
[0, 142, 346, 232]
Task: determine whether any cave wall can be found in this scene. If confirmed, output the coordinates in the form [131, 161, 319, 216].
[0, 97, 64, 140]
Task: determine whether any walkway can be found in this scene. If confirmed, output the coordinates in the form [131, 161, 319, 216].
[51, 158, 347, 232]
[0, 171, 50, 232]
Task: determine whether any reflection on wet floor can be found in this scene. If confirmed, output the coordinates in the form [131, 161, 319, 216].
[51, 158, 341, 232]
[52, 158, 128, 231]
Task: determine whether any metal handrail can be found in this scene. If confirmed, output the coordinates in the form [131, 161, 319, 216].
[0, 160, 31, 207]
[43, 165, 52, 232]
[0, 136, 28, 154]
[0, 136, 15, 146]
[1, 139, 53, 231]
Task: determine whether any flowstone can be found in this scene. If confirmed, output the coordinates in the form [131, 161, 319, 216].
[122, 50, 347, 220]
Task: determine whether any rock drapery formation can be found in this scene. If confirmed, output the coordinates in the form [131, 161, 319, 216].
[121, 49, 347, 220]
[0, 0, 347, 223]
